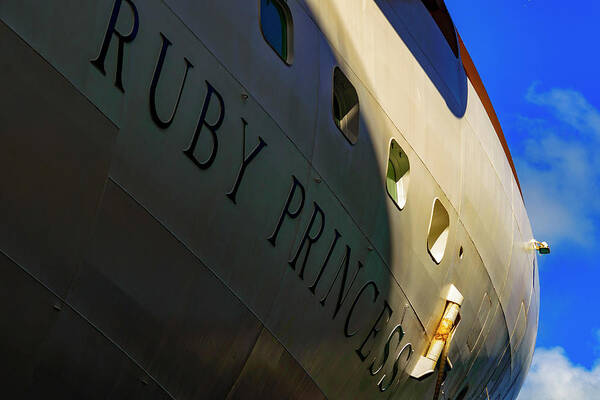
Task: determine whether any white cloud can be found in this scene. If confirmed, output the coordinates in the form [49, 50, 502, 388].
[517, 134, 598, 246]
[517, 347, 600, 400]
[516, 85, 600, 248]
[526, 84, 600, 137]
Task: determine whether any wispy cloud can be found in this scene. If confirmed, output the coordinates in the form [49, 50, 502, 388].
[525, 84, 600, 137]
[515, 85, 600, 248]
[517, 347, 600, 400]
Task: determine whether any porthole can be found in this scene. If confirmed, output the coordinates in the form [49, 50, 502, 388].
[386, 140, 410, 209]
[332, 67, 359, 144]
[427, 198, 450, 264]
[260, 0, 294, 64]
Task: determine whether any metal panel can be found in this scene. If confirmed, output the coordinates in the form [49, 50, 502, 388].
[69, 181, 265, 399]
[29, 305, 171, 400]
[0, 252, 169, 399]
[501, 224, 534, 374]
[310, 36, 392, 253]
[163, 0, 321, 160]
[460, 117, 514, 292]
[0, 252, 61, 393]
[467, 292, 492, 352]
[462, 305, 510, 400]
[441, 224, 504, 399]
[0, 19, 118, 297]
[225, 328, 326, 400]
[0, 0, 129, 125]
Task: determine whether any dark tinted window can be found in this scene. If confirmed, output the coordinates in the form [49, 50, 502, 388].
[260, 0, 293, 63]
[420, 0, 459, 57]
[332, 68, 359, 144]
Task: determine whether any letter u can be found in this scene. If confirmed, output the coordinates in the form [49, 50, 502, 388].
[149, 33, 194, 129]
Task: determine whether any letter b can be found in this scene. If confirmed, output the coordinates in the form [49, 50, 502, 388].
[183, 81, 225, 169]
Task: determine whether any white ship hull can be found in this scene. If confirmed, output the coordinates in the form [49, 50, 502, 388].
[0, 1, 538, 399]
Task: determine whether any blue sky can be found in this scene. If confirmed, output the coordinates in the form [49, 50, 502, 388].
[445, 1, 600, 398]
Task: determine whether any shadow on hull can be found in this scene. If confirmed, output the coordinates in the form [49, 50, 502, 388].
[375, 0, 468, 118]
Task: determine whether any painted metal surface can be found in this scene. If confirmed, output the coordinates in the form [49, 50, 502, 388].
[0, 0, 538, 399]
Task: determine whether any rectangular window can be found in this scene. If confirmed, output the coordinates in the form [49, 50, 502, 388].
[260, 0, 294, 64]
[427, 198, 450, 264]
[386, 140, 410, 209]
[332, 67, 359, 144]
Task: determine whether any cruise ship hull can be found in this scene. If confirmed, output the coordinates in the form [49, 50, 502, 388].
[0, 1, 538, 399]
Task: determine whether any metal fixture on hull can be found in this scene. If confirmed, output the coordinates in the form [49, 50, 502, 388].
[411, 285, 464, 380]
[532, 240, 551, 255]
